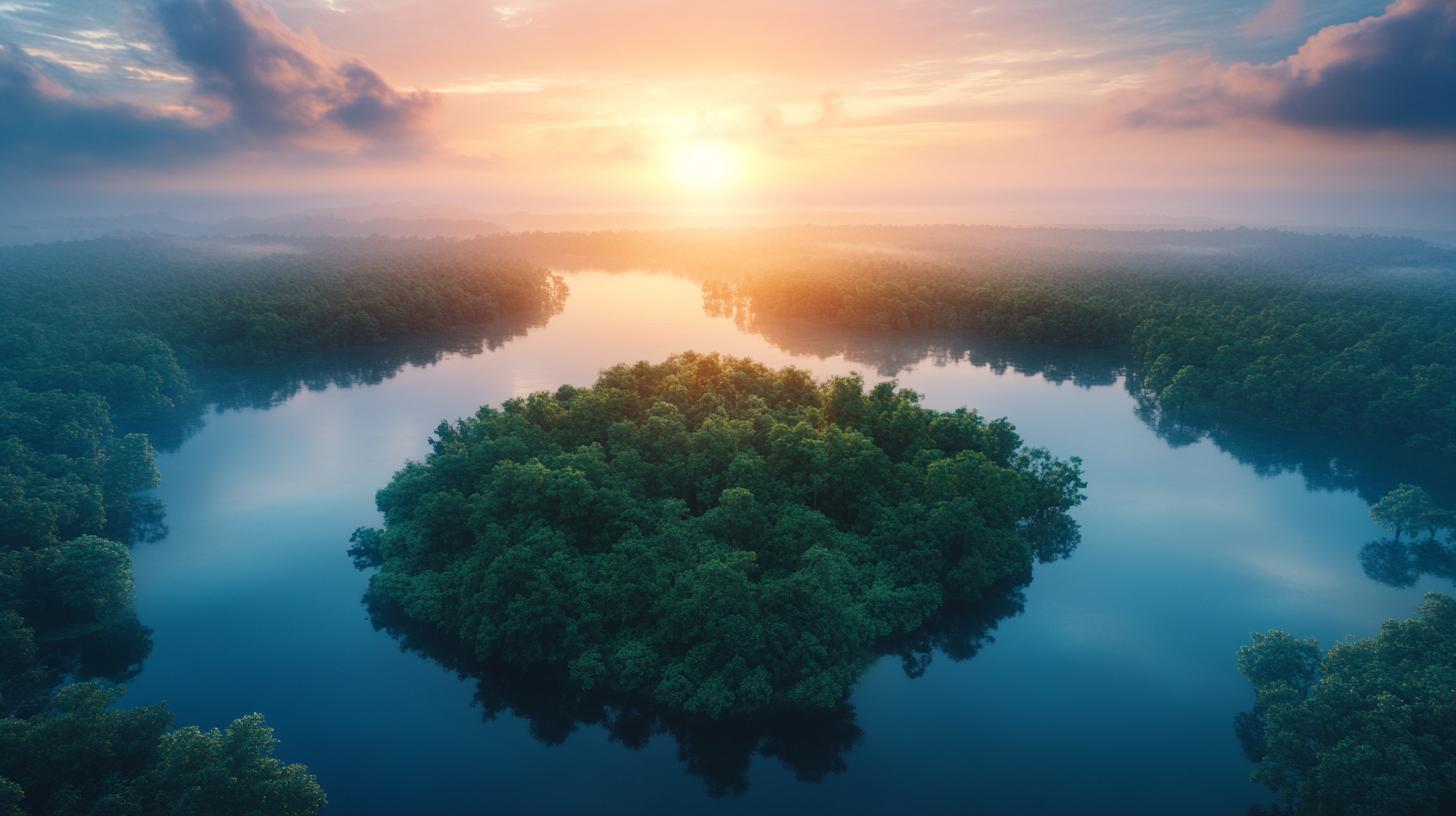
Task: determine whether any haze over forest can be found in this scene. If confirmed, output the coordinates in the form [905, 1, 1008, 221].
[3, 2, 1455, 816]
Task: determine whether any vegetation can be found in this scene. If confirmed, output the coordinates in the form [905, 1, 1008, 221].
[702, 232, 1456, 460]
[0, 683, 324, 816]
[1235, 594, 1456, 816]
[1359, 485, 1456, 588]
[0, 236, 567, 812]
[352, 353, 1084, 717]
[1369, 484, 1455, 544]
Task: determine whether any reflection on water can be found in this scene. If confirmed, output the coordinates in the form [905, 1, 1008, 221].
[1128, 380, 1455, 508]
[1360, 536, 1456, 588]
[707, 295, 1453, 508]
[65, 612, 153, 685]
[706, 295, 1125, 388]
[139, 314, 558, 454]
[122, 270, 1453, 816]
[365, 578, 1038, 797]
[86, 313, 562, 720]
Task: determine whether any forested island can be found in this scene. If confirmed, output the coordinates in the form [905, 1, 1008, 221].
[0, 237, 568, 813]
[351, 353, 1085, 717]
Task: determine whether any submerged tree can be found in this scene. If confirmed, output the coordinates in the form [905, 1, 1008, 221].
[353, 353, 1084, 719]
[1235, 594, 1456, 816]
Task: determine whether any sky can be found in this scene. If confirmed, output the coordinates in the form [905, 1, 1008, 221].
[1, 0, 1454, 227]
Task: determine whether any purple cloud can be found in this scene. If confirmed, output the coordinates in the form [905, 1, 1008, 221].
[0, 0, 434, 178]
[1112, 0, 1456, 136]
[157, 0, 432, 145]
[0, 43, 217, 174]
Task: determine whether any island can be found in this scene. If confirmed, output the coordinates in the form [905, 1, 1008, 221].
[351, 352, 1085, 717]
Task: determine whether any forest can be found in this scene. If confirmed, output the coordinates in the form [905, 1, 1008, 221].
[351, 353, 1085, 717]
[1236, 593, 1455, 816]
[699, 231, 1456, 461]
[1229, 491, 1456, 812]
[1, 228, 1452, 814]
[0, 238, 568, 813]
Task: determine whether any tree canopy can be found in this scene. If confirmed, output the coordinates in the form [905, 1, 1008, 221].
[702, 237, 1456, 461]
[0, 683, 324, 816]
[1236, 593, 1456, 816]
[1359, 485, 1456, 589]
[0, 236, 568, 714]
[352, 353, 1084, 717]
[0, 236, 568, 812]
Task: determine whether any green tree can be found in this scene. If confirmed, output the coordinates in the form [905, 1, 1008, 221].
[1370, 484, 1437, 543]
[0, 683, 325, 816]
[1237, 594, 1456, 815]
[357, 353, 1084, 716]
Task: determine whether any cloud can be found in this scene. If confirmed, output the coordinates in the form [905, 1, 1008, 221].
[156, 0, 431, 144]
[1112, 0, 1456, 136]
[0, 43, 216, 173]
[0, 0, 434, 177]
[1241, 0, 1302, 40]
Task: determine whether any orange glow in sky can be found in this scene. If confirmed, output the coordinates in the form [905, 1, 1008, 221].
[665, 142, 746, 193]
[2, 0, 1454, 226]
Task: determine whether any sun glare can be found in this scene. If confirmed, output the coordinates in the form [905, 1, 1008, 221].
[665, 141, 743, 192]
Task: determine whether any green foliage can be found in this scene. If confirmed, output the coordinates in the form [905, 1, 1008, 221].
[1236, 631, 1321, 694]
[1359, 485, 1456, 588]
[1370, 484, 1443, 543]
[0, 682, 325, 816]
[1237, 594, 1456, 816]
[357, 353, 1083, 717]
[0, 236, 566, 805]
[706, 240, 1456, 460]
[0, 237, 568, 370]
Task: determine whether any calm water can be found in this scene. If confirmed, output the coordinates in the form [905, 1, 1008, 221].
[125, 271, 1448, 815]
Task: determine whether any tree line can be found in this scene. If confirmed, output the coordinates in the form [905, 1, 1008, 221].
[702, 236, 1456, 460]
[0, 237, 569, 814]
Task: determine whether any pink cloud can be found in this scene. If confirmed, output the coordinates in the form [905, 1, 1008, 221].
[1112, 0, 1456, 136]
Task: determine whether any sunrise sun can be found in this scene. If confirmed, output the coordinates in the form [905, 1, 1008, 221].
[665, 141, 744, 192]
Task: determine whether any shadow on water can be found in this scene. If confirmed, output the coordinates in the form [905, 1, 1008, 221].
[363, 576, 1046, 797]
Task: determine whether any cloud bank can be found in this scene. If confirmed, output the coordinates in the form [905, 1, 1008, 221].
[0, 43, 215, 173]
[0, 0, 434, 177]
[1114, 0, 1456, 136]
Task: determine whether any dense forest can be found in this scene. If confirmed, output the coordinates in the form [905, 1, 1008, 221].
[0, 683, 325, 816]
[4, 227, 1453, 812]
[0, 237, 568, 813]
[1235, 593, 1456, 816]
[700, 232, 1456, 461]
[351, 353, 1085, 717]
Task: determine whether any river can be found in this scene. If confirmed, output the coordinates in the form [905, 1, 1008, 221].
[124, 270, 1447, 814]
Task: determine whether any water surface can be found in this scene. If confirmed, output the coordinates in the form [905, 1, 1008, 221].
[126, 270, 1448, 814]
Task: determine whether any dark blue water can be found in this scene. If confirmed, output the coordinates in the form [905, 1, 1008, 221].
[124, 271, 1447, 814]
